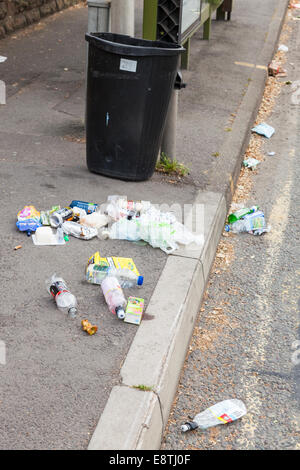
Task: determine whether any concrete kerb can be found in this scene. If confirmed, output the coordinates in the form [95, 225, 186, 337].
[88, 191, 227, 450]
[88, 0, 290, 451]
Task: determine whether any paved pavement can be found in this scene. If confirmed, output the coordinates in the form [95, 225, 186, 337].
[162, 7, 300, 450]
[0, 0, 291, 449]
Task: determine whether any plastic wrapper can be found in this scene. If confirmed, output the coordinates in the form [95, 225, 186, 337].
[251, 123, 275, 139]
[32, 227, 65, 246]
[102, 205, 203, 254]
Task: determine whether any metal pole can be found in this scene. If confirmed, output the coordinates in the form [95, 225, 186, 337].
[86, 1, 111, 126]
[110, 0, 135, 36]
[161, 90, 178, 160]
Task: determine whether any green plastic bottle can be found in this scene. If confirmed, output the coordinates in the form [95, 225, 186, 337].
[228, 205, 259, 224]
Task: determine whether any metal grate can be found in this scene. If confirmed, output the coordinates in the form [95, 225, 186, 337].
[156, 0, 181, 43]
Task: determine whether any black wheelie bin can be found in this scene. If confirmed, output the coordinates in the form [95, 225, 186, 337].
[85, 32, 184, 181]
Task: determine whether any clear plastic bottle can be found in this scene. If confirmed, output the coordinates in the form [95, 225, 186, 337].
[101, 276, 127, 320]
[46, 274, 78, 319]
[225, 219, 251, 233]
[225, 210, 267, 235]
[181, 399, 247, 432]
[106, 268, 143, 289]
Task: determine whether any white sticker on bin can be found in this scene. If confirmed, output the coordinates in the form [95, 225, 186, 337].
[120, 58, 137, 73]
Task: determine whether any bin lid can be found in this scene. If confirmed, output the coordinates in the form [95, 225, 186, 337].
[85, 33, 185, 57]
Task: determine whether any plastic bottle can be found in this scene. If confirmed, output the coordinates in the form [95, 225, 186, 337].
[46, 274, 78, 318]
[106, 268, 143, 288]
[101, 276, 127, 320]
[181, 399, 247, 432]
[225, 210, 267, 235]
[227, 205, 259, 224]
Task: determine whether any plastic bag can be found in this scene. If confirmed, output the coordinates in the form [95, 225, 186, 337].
[102, 205, 203, 254]
[251, 123, 275, 139]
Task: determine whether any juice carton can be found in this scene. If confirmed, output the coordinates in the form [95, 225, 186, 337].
[124, 297, 145, 325]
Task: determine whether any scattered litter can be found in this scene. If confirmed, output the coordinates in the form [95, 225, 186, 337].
[16, 205, 41, 236]
[181, 399, 247, 432]
[243, 158, 260, 170]
[69, 200, 98, 214]
[14, 245, 22, 251]
[268, 60, 287, 77]
[40, 206, 60, 226]
[16, 219, 41, 236]
[17, 205, 40, 221]
[251, 123, 275, 139]
[32, 226, 65, 246]
[124, 297, 145, 325]
[15, 196, 202, 254]
[267, 151, 276, 156]
[86, 252, 143, 288]
[278, 44, 289, 52]
[0, 56, 7, 63]
[101, 276, 126, 320]
[100, 196, 203, 254]
[290, 2, 300, 8]
[81, 319, 98, 335]
[227, 205, 259, 224]
[225, 207, 270, 235]
[50, 207, 74, 228]
[104, 195, 151, 221]
[80, 211, 109, 229]
[46, 274, 78, 319]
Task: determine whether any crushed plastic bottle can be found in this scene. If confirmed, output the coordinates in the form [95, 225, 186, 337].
[101, 276, 127, 320]
[181, 399, 247, 432]
[225, 210, 270, 235]
[227, 205, 259, 224]
[46, 274, 78, 319]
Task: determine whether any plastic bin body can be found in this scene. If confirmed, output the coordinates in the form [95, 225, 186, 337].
[85, 33, 184, 181]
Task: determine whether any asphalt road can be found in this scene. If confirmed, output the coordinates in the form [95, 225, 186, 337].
[162, 10, 300, 450]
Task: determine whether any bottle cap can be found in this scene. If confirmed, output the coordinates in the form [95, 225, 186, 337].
[116, 307, 125, 320]
[181, 424, 190, 432]
[68, 307, 77, 319]
[137, 276, 144, 286]
[225, 224, 230, 232]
